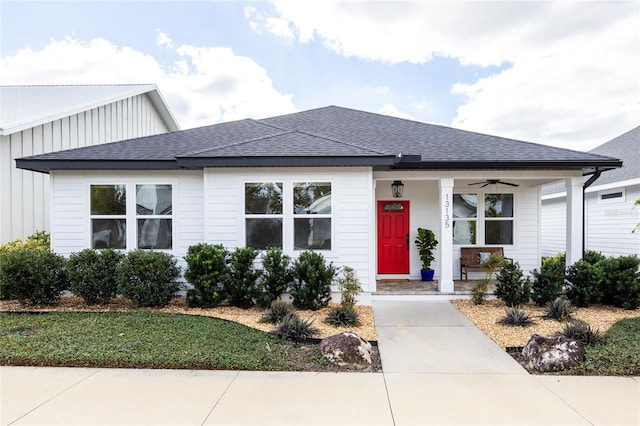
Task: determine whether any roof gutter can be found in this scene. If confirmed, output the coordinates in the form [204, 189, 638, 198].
[581, 167, 603, 257]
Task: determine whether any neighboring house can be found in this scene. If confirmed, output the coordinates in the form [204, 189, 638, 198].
[0, 84, 179, 244]
[16, 106, 621, 302]
[541, 126, 640, 258]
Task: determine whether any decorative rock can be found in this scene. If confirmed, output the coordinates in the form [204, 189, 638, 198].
[522, 334, 585, 372]
[320, 332, 372, 366]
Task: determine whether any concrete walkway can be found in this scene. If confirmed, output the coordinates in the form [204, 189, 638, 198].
[1, 300, 639, 425]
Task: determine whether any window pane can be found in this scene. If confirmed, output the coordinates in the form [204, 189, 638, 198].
[137, 219, 172, 249]
[246, 218, 283, 249]
[294, 182, 331, 214]
[485, 194, 514, 218]
[136, 185, 172, 215]
[91, 185, 126, 215]
[485, 221, 513, 245]
[294, 218, 331, 250]
[245, 183, 283, 214]
[453, 194, 477, 218]
[453, 220, 476, 245]
[92, 219, 126, 249]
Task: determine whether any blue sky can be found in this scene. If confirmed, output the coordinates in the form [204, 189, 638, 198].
[1, 1, 638, 150]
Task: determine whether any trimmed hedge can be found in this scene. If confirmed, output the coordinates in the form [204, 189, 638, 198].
[118, 250, 181, 307]
[68, 249, 124, 304]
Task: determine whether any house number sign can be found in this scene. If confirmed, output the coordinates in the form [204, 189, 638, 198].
[443, 193, 450, 228]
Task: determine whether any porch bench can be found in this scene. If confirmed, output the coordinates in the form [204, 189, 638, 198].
[460, 247, 507, 281]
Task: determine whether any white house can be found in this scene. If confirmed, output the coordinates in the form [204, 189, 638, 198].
[16, 106, 621, 303]
[0, 84, 179, 244]
[541, 126, 639, 258]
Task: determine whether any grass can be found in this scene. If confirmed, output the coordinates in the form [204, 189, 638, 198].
[0, 311, 331, 371]
[564, 317, 640, 376]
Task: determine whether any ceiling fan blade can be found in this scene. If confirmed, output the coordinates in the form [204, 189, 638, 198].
[499, 181, 520, 187]
[481, 183, 490, 187]
[468, 181, 486, 186]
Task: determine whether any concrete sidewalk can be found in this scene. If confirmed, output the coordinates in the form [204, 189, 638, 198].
[1, 300, 639, 425]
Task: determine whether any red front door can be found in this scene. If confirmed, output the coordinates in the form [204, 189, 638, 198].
[377, 201, 410, 274]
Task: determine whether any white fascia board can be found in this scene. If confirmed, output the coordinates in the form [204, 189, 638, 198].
[585, 177, 640, 193]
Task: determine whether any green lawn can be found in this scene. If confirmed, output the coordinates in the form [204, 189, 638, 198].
[565, 317, 640, 376]
[0, 311, 329, 371]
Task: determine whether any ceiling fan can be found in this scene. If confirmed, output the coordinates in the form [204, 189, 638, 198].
[468, 179, 519, 188]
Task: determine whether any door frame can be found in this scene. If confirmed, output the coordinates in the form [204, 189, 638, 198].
[376, 200, 410, 274]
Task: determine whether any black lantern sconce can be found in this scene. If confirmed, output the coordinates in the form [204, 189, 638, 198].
[391, 180, 404, 198]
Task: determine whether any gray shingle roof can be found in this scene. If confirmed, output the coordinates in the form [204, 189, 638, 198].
[541, 126, 639, 195]
[0, 84, 179, 135]
[17, 105, 622, 173]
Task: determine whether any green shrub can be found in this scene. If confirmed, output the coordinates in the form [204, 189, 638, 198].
[335, 266, 362, 308]
[471, 279, 489, 305]
[225, 247, 262, 308]
[531, 253, 566, 306]
[184, 243, 228, 308]
[583, 250, 606, 265]
[598, 255, 640, 310]
[0, 249, 68, 305]
[271, 312, 318, 343]
[499, 307, 533, 326]
[0, 231, 50, 254]
[565, 259, 603, 307]
[543, 297, 574, 321]
[257, 247, 294, 308]
[557, 320, 604, 346]
[494, 261, 531, 307]
[290, 251, 336, 310]
[325, 305, 360, 327]
[259, 300, 296, 324]
[68, 249, 124, 304]
[118, 250, 181, 307]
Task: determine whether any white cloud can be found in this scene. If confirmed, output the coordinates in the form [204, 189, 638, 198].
[256, 1, 639, 149]
[0, 36, 296, 129]
[378, 103, 415, 121]
[156, 30, 173, 49]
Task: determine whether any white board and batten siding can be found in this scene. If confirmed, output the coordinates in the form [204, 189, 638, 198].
[204, 167, 374, 294]
[0, 93, 171, 244]
[49, 170, 204, 272]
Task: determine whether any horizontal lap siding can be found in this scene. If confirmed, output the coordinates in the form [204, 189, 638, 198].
[585, 185, 640, 257]
[205, 167, 373, 291]
[0, 94, 170, 244]
[50, 171, 204, 266]
[541, 197, 567, 257]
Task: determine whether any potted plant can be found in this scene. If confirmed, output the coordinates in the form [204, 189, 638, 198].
[415, 228, 438, 281]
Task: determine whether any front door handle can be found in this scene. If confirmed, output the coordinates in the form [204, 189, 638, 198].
[406, 233, 409, 250]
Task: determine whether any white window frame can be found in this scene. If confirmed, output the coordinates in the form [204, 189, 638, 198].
[292, 181, 333, 252]
[453, 191, 516, 246]
[87, 181, 176, 251]
[243, 181, 285, 250]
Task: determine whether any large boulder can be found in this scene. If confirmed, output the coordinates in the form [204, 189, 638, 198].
[522, 334, 585, 372]
[320, 332, 372, 366]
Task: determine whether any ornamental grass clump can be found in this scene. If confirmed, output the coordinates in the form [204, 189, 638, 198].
[557, 320, 604, 346]
[260, 300, 296, 324]
[325, 266, 362, 326]
[543, 297, 575, 322]
[271, 312, 318, 343]
[499, 307, 533, 326]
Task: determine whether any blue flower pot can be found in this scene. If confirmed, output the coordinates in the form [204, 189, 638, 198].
[420, 269, 435, 281]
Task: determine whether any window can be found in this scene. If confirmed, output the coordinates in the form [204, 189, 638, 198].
[90, 183, 173, 250]
[484, 194, 514, 245]
[453, 194, 477, 245]
[90, 184, 127, 249]
[136, 184, 173, 249]
[245, 182, 283, 249]
[293, 182, 332, 250]
[453, 192, 514, 245]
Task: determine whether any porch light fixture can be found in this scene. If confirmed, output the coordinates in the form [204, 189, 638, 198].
[391, 180, 404, 198]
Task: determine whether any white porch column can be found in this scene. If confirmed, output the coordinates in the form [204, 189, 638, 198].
[566, 176, 584, 264]
[439, 178, 454, 292]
